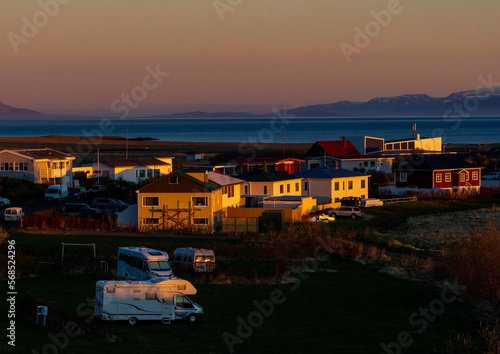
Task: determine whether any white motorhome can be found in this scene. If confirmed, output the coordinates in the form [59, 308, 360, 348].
[173, 248, 215, 273]
[117, 247, 173, 280]
[94, 277, 204, 325]
[45, 184, 68, 201]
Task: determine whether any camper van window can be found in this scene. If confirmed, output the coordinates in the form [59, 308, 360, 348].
[175, 296, 194, 309]
[106, 288, 115, 293]
[133, 257, 143, 269]
[149, 261, 171, 271]
[145, 293, 157, 300]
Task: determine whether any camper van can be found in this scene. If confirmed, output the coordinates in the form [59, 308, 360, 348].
[173, 248, 215, 273]
[94, 277, 204, 325]
[117, 247, 173, 280]
[45, 185, 68, 201]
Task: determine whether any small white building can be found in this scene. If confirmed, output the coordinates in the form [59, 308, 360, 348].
[84, 158, 173, 183]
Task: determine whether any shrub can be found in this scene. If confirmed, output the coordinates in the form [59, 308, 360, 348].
[436, 224, 500, 304]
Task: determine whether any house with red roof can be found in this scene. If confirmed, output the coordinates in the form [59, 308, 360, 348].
[304, 137, 361, 159]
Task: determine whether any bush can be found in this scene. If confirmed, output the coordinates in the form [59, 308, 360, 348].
[436, 224, 500, 304]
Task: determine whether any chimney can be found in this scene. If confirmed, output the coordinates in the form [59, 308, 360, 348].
[263, 161, 268, 172]
[417, 134, 420, 140]
[204, 170, 209, 183]
[343, 136, 347, 148]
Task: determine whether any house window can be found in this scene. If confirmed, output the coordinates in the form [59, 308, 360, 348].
[370, 161, 375, 167]
[343, 182, 345, 190]
[147, 169, 153, 177]
[304, 182, 308, 191]
[192, 197, 208, 207]
[287, 184, 290, 193]
[143, 197, 159, 207]
[472, 171, 478, 180]
[263, 186, 267, 195]
[9, 163, 13, 171]
[408, 142, 415, 150]
[154, 169, 161, 177]
[401, 142, 408, 150]
[400, 173, 407, 182]
[386, 144, 393, 151]
[143, 218, 159, 225]
[139, 169, 145, 178]
[460, 174, 466, 182]
[359, 163, 363, 168]
[436, 173, 442, 183]
[348, 181, 353, 190]
[394, 143, 401, 150]
[361, 180, 366, 188]
[14, 163, 19, 171]
[280, 185, 284, 194]
[244, 185, 248, 195]
[335, 182, 339, 191]
[169, 176, 180, 184]
[295, 182, 299, 192]
[193, 218, 208, 225]
[363, 161, 368, 167]
[445, 173, 451, 182]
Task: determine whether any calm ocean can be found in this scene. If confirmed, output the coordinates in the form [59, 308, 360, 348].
[1, 116, 499, 144]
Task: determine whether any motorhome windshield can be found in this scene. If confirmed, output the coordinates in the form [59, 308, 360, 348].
[148, 261, 171, 271]
[46, 187, 59, 194]
[195, 255, 214, 262]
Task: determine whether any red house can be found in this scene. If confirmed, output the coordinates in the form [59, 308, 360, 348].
[230, 157, 305, 175]
[394, 155, 482, 194]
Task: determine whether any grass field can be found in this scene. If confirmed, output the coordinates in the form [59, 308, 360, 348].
[1, 231, 484, 354]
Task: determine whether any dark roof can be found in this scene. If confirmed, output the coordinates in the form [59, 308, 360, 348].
[238, 169, 300, 182]
[230, 157, 305, 164]
[100, 158, 169, 168]
[14, 148, 74, 160]
[295, 166, 368, 179]
[398, 155, 479, 171]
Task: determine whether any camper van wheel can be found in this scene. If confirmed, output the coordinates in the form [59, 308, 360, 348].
[187, 314, 197, 324]
[351, 214, 357, 219]
[128, 317, 138, 326]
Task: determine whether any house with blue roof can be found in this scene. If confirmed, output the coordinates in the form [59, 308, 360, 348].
[294, 166, 370, 203]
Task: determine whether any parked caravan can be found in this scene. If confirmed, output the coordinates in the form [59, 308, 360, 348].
[173, 248, 215, 273]
[361, 198, 384, 208]
[45, 185, 68, 201]
[117, 247, 173, 280]
[94, 277, 204, 325]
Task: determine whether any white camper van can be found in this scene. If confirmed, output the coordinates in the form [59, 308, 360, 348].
[117, 247, 173, 280]
[94, 277, 204, 325]
[45, 185, 68, 201]
[173, 248, 215, 273]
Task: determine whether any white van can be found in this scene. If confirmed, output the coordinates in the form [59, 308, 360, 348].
[173, 248, 215, 273]
[361, 198, 384, 208]
[117, 247, 173, 280]
[95, 277, 204, 325]
[45, 185, 68, 201]
[4, 207, 24, 222]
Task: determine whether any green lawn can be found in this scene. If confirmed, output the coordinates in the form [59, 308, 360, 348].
[2, 257, 480, 353]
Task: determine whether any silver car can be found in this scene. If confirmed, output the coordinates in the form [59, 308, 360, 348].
[482, 172, 500, 180]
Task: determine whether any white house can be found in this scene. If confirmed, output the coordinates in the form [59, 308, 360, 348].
[0, 148, 75, 185]
[84, 157, 173, 183]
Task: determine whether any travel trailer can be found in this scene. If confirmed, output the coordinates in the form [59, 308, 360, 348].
[173, 248, 215, 273]
[117, 247, 173, 280]
[94, 277, 204, 325]
[45, 185, 68, 201]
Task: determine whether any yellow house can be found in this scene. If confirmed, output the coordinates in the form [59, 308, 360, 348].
[295, 167, 370, 202]
[238, 169, 302, 207]
[0, 148, 75, 185]
[136, 169, 243, 232]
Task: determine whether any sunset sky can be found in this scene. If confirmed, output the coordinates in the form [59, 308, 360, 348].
[1, 0, 500, 116]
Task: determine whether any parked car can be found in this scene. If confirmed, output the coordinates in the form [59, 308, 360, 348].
[45, 185, 68, 201]
[329, 206, 362, 219]
[0, 196, 11, 208]
[317, 214, 336, 223]
[4, 207, 24, 222]
[482, 172, 500, 180]
[62, 203, 101, 218]
[111, 199, 131, 210]
[340, 197, 362, 207]
[88, 184, 104, 193]
[91, 198, 129, 212]
[68, 187, 87, 199]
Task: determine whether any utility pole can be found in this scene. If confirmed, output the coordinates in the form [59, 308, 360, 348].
[282, 127, 286, 158]
[97, 148, 100, 184]
[126, 129, 128, 159]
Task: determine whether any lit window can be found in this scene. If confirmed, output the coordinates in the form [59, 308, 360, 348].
[400, 173, 407, 182]
[472, 171, 478, 180]
[445, 173, 451, 182]
[436, 173, 442, 183]
[143, 197, 159, 207]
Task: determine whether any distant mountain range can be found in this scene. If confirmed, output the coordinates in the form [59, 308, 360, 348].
[2, 86, 500, 119]
[0, 101, 44, 118]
